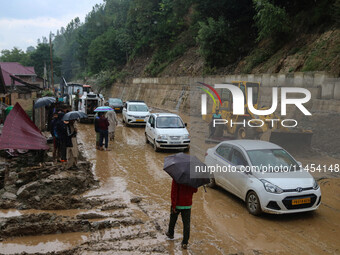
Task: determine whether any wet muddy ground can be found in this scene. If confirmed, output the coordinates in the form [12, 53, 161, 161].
[0, 112, 339, 255]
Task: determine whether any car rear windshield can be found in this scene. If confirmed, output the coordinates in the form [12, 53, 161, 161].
[247, 149, 299, 172]
[128, 104, 148, 112]
[109, 98, 122, 104]
[156, 117, 184, 128]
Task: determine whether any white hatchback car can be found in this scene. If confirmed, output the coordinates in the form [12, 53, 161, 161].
[145, 113, 190, 152]
[205, 140, 321, 215]
[122, 101, 150, 126]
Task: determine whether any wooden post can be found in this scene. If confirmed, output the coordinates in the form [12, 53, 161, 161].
[33, 99, 35, 124]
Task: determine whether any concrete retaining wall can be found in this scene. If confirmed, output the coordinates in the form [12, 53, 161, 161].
[109, 72, 340, 115]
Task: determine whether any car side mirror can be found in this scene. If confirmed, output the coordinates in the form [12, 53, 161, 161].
[185, 123, 187, 127]
[151, 123, 154, 128]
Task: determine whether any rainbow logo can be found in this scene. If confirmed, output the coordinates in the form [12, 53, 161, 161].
[197, 82, 222, 107]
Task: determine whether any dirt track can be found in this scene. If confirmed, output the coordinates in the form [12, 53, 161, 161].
[0, 113, 339, 255]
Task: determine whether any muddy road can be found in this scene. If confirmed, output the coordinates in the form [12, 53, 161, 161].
[1, 113, 339, 255]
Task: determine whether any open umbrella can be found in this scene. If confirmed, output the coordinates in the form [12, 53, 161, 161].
[163, 153, 210, 188]
[94, 106, 114, 112]
[62, 111, 88, 121]
[34, 97, 56, 109]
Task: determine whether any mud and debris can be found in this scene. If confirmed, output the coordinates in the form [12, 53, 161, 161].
[0, 112, 339, 255]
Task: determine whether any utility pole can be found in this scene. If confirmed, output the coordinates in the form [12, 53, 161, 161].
[49, 33, 54, 91]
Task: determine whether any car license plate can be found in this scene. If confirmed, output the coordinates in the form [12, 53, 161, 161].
[136, 119, 144, 122]
[115, 108, 120, 110]
[292, 198, 311, 205]
[169, 142, 179, 144]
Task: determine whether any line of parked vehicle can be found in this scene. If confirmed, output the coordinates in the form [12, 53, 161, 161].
[108, 98, 322, 216]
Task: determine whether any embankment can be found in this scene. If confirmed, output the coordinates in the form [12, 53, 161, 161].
[108, 72, 340, 156]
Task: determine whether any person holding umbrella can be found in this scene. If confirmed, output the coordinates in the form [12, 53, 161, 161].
[163, 153, 210, 250]
[166, 180, 197, 249]
[97, 112, 110, 151]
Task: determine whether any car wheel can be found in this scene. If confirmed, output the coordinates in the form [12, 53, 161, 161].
[207, 177, 216, 188]
[145, 133, 149, 144]
[246, 191, 262, 216]
[153, 140, 160, 152]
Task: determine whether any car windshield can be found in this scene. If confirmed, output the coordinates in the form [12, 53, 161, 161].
[109, 98, 122, 104]
[156, 117, 184, 128]
[247, 149, 299, 172]
[128, 104, 148, 112]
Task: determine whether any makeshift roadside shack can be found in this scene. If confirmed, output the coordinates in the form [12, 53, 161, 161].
[0, 103, 49, 151]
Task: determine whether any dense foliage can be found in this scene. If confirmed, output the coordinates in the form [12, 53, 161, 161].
[1, 0, 337, 80]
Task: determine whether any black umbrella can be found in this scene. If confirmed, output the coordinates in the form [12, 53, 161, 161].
[62, 111, 88, 121]
[34, 97, 56, 109]
[163, 153, 211, 188]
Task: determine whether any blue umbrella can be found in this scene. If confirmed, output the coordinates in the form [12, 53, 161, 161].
[94, 106, 113, 112]
[34, 97, 56, 108]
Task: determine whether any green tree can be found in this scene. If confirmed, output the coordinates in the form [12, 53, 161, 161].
[30, 43, 61, 78]
[87, 28, 126, 74]
[253, 0, 290, 41]
[197, 17, 239, 67]
[0, 47, 31, 66]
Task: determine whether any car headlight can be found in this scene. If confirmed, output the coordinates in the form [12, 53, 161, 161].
[127, 114, 133, 117]
[183, 134, 190, 139]
[260, 179, 283, 194]
[313, 179, 319, 190]
[157, 135, 167, 140]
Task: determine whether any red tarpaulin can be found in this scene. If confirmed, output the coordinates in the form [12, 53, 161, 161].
[0, 103, 49, 150]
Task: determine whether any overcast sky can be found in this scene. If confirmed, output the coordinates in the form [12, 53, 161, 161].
[0, 0, 104, 53]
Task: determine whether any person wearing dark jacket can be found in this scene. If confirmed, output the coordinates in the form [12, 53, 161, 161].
[97, 112, 110, 151]
[166, 180, 198, 249]
[50, 112, 59, 160]
[54, 112, 65, 161]
[56, 118, 68, 162]
[94, 114, 100, 150]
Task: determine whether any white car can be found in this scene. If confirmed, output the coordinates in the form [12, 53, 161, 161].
[205, 140, 321, 215]
[145, 113, 190, 152]
[122, 101, 150, 126]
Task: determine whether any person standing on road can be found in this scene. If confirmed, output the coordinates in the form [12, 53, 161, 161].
[209, 108, 222, 138]
[66, 120, 78, 168]
[106, 110, 118, 141]
[166, 179, 198, 249]
[74, 89, 80, 111]
[97, 112, 110, 151]
[50, 112, 59, 161]
[94, 114, 100, 150]
[56, 117, 68, 162]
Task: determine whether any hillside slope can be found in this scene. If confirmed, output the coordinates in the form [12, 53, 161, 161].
[123, 28, 340, 77]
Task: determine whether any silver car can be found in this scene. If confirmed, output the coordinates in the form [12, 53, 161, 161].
[205, 140, 321, 215]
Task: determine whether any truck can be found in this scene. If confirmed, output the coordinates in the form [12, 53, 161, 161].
[79, 91, 105, 121]
[204, 81, 313, 151]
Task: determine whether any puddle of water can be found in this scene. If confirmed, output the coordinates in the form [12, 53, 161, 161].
[0, 232, 89, 254]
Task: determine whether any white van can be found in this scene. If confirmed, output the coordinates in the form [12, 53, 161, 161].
[145, 113, 190, 152]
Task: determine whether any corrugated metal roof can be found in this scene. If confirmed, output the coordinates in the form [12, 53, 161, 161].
[0, 62, 36, 86]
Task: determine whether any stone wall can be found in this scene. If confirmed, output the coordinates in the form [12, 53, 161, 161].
[109, 72, 340, 116]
